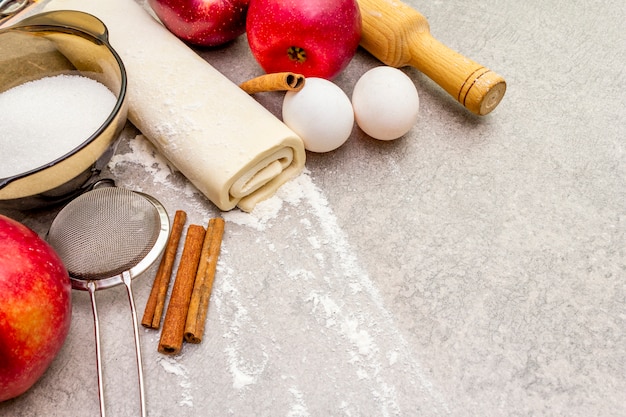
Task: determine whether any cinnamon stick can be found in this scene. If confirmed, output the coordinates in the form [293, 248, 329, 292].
[142, 210, 187, 329]
[239, 72, 305, 95]
[184, 217, 225, 344]
[158, 224, 206, 355]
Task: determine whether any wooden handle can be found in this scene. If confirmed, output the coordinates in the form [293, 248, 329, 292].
[357, 0, 506, 115]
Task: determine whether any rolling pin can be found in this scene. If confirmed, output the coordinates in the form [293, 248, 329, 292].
[357, 0, 506, 115]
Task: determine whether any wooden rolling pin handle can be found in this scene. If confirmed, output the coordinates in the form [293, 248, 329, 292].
[409, 34, 507, 116]
[358, 0, 506, 115]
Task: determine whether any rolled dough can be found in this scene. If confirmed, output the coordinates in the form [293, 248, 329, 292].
[44, 0, 306, 212]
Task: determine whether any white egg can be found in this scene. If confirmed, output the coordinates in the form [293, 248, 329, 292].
[282, 77, 354, 153]
[351, 66, 420, 141]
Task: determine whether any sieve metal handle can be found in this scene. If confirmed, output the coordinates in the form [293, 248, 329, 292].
[122, 271, 147, 417]
[87, 274, 147, 417]
[45, 186, 171, 417]
[87, 281, 107, 417]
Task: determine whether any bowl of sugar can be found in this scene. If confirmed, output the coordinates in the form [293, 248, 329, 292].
[0, 10, 127, 210]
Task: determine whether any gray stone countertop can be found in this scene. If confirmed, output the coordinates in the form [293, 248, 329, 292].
[1, 0, 625, 416]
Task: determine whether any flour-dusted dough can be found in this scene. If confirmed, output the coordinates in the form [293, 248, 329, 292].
[45, 0, 306, 212]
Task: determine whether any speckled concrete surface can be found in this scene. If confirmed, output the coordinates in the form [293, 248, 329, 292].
[1, 0, 625, 416]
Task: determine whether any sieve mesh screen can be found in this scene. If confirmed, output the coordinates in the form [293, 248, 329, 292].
[47, 187, 161, 280]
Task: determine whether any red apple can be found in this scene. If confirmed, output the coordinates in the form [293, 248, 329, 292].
[246, 0, 362, 79]
[0, 215, 72, 402]
[148, 0, 250, 47]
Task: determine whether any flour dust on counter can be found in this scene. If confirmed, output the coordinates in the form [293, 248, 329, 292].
[108, 133, 178, 190]
[103, 126, 448, 414]
[157, 356, 193, 408]
[216, 171, 451, 415]
[107, 132, 215, 219]
[109, 134, 177, 186]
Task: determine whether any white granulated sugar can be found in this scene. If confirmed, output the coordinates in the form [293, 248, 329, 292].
[0, 74, 116, 178]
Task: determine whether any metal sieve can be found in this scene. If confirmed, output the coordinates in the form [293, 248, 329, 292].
[47, 184, 170, 417]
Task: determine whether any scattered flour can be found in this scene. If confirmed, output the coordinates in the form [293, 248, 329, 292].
[225, 345, 266, 390]
[108, 134, 176, 187]
[157, 356, 193, 408]
[107, 133, 215, 219]
[214, 276, 269, 391]
[106, 139, 448, 413]
[223, 195, 283, 232]
[387, 350, 399, 366]
[222, 170, 307, 231]
[287, 387, 311, 417]
[218, 170, 450, 415]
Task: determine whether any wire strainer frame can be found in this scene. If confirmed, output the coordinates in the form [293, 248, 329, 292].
[64, 191, 170, 291]
[47, 186, 170, 417]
